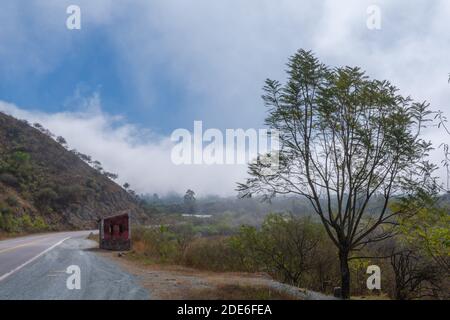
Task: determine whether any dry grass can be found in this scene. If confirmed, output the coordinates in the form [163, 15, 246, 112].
[86, 232, 99, 242]
[185, 284, 299, 300]
[97, 249, 306, 300]
[0, 231, 30, 240]
[351, 294, 391, 300]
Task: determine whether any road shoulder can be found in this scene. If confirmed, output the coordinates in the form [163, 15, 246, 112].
[96, 250, 334, 300]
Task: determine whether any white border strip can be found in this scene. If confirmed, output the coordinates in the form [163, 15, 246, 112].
[0, 236, 71, 282]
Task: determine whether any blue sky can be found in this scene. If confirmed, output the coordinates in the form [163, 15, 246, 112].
[0, 3, 189, 134]
[0, 0, 449, 195]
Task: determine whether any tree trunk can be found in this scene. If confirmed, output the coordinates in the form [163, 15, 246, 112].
[339, 249, 351, 299]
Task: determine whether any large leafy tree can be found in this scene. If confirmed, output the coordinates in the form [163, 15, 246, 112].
[238, 50, 437, 299]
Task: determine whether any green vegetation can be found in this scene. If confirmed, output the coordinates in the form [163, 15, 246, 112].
[229, 215, 338, 290]
[0, 209, 49, 233]
[0, 111, 146, 233]
[130, 210, 449, 299]
[0, 151, 33, 189]
[399, 205, 450, 271]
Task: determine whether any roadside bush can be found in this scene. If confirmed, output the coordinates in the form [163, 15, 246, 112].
[133, 226, 179, 262]
[170, 223, 197, 258]
[183, 236, 242, 271]
[0, 208, 18, 233]
[230, 214, 337, 288]
[31, 216, 48, 231]
[20, 214, 34, 232]
[131, 214, 341, 290]
[132, 225, 241, 269]
[0, 209, 49, 233]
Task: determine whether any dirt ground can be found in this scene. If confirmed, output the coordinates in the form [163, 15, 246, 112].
[96, 250, 329, 300]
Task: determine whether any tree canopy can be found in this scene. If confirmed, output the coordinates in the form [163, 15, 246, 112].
[238, 49, 438, 298]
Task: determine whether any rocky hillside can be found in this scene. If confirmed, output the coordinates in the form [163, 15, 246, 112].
[0, 112, 148, 232]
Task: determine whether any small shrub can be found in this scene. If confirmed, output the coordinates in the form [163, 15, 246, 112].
[183, 237, 241, 271]
[32, 216, 49, 231]
[0, 173, 19, 188]
[133, 226, 179, 262]
[34, 187, 58, 208]
[56, 185, 84, 204]
[20, 214, 34, 232]
[11, 151, 30, 166]
[0, 208, 18, 233]
[5, 196, 19, 207]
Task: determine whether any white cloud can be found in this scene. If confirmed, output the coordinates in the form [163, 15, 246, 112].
[0, 98, 249, 196]
[1, 94, 448, 197]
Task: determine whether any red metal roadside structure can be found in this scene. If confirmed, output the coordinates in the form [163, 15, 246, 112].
[99, 213, 131, 251]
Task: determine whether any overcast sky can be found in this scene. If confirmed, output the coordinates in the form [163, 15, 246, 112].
[0, 0, 449, 196]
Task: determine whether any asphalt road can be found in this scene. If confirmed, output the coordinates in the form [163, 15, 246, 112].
[0, 231, 149, 300]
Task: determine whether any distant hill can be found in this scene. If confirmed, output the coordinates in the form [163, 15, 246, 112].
[0, 112, 148, 232]
[440, 192, 450, 208]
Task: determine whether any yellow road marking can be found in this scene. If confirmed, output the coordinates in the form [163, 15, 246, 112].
[0, 234, 55, 246]
[0, 237, 50, 255]
[0, 236, 71, 282]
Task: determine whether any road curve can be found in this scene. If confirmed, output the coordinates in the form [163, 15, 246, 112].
[0, 231, 149, 300]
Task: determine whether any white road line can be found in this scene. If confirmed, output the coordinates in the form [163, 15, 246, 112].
[0, 236, 71, 282]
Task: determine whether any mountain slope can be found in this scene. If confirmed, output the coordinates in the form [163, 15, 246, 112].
[0, 111, 148, 232]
